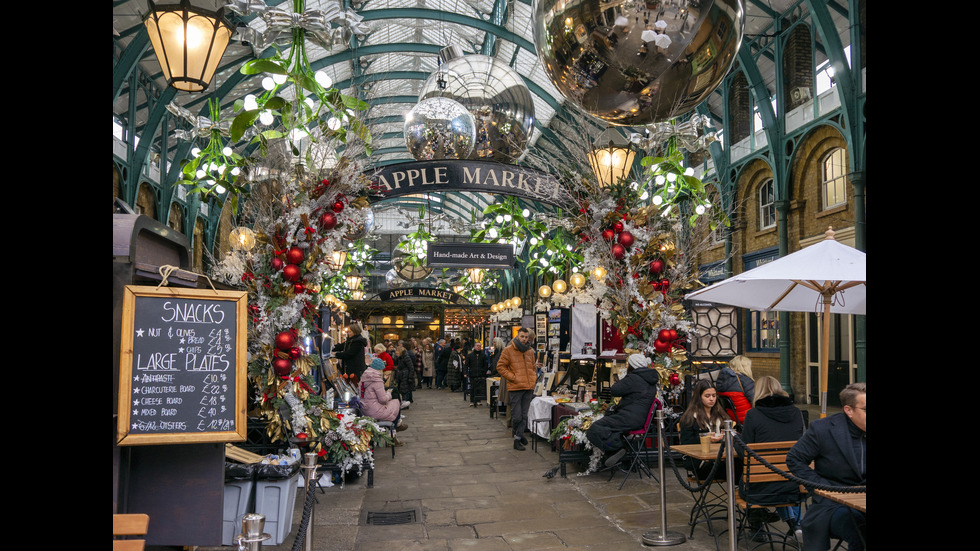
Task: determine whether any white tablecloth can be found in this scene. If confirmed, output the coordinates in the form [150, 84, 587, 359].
[527, 396, 558, 438]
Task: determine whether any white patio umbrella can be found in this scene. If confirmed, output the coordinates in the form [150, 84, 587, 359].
[641, 29, 659, 42]
[654, 34, 672, 49]
[685, 227, 865, 418]
[615, 15, 630, 27]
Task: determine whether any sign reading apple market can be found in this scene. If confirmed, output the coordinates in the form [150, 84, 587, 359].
[367, 159, 564, 205]
[378, 287, 468, 303]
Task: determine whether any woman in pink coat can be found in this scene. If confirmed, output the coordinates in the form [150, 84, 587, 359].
[359, 358, 405, 430]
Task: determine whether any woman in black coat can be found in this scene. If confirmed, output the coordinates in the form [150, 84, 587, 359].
[465, 341, 489, 406]
[739, 375, 806, 531]
[332, 323, 367, 379]
[586, 354, 660, 465]
[394, 345, 415, 405]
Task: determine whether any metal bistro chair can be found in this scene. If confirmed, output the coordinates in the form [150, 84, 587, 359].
[735, 440, 806, 550]
[607, 399, 661, 490]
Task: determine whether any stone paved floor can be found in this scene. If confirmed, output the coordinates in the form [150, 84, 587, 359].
[193, 386, 830, 551]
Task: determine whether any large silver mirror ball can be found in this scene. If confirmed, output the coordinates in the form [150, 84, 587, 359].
[404, 97, 477, 161]
[419, 55, 535, 164]
[533, 0, 743, 125]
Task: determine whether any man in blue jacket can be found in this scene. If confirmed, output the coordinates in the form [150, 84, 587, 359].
[786, 383, 866, 550]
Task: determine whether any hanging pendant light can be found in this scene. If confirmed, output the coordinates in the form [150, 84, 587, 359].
[143, 0, 234, 93]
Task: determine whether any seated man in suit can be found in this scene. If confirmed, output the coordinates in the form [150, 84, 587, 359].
[786, 383, 866, 551]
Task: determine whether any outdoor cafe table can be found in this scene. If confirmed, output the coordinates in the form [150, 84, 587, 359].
[670, 443, 731, 549]
[815, 489, 866, 513]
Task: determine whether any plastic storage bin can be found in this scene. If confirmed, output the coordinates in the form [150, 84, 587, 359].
[254, 473, 300, 545]
[221, 479, 254, 545]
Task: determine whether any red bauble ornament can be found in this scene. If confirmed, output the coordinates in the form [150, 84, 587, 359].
[289, 347, 303, 360]
[275, 331, 296, 350]
[650, 259, 665, 275]
[271, 258, 285, 271]
[660, 278, 670, 290]
[651, 280, 661, 290]
[602, 228, 616, 242]
[658, 329, 672, 342]
[331, 200, 345, 213]
[282, 264, 301, 282]
[294, 284, 306, 294]
[613, 221, 624, 233]
[668, 329, 678, 341]
[319, 212, 338, 230]
[611, 243, 626, 260]
[670, 373, 681, 386]
[654, 339, 670, 353]
[286, 246, 305, 265]
[272, 358, 292, 376]
[617, 230, 634, 248]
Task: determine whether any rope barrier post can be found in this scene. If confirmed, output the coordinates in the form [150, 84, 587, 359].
[641, 409, 686, 546]
[301, 452, 319, 551]
[723, 419, 736, 551]
[234, 513, 271, 551]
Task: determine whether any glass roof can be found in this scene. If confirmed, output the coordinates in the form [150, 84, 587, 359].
[113, 0, 855, 238]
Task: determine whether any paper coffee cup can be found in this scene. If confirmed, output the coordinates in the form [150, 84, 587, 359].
[699, 433, 711, 453]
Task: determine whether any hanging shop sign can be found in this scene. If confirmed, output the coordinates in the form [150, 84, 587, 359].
[427, 242, 515, 268]
[378, 287, 467, 303]
[117, 285, 248, 446]
[405, 312, 434, 322]
[367, 159, 565, 205]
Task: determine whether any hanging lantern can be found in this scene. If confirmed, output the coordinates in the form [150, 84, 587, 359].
[345, 272, 362, 291]
[569, 272, 587, 289]
[468, 267, 485, 284]
[327, 250, 348, 271]
[143, 0, 234, 93]
[587, 136, 637, 189]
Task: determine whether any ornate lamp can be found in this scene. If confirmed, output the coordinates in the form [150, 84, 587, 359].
[351, 289, 365, 301]
[345, 272, 362, 291]
[143, 0, 234, 93]
[328, 250, 347, 271]
[468, 267, 485, 284]
[587, 129, 637, 189]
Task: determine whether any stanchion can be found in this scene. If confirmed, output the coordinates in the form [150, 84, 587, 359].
[724, 419, 736, 551]
[301, 452, 319, 551]
[234, 513, 271, 551]
[641, 409, 686, 546]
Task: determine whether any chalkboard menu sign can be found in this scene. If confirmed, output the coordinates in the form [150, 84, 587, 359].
[117, 285, 248, 446]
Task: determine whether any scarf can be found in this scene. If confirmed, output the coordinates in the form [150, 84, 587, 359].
[512, 337, 531, 353]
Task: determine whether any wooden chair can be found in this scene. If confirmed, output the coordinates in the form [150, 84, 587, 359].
[735, 441, 805, 550]
[113, 514, 149, 551]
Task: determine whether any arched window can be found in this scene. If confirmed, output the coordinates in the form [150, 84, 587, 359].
[759, 179, 775, 230]
[822, 148, 847, 209]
